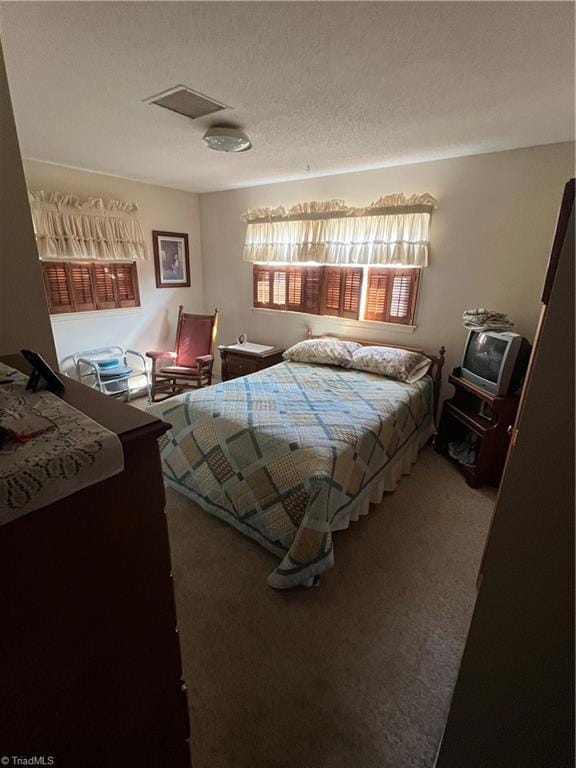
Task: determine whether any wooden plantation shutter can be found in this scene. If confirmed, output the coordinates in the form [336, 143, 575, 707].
[251, 265, 419, 324]
[287, 267, 323, 313]
[271, 269, 287, 308]
[302, 267, 322, 314]
[113, 263, 139, 308]
[253, 265, 289, 309]
[69, 263, 97, 311]
[41, 261, 140, 314]
[253, 265, 271, 307]
[286, 268, 303, 311]
[322, 268, 342, 316]
[321, 267, 363, 319]
[253, 265, 363, 319]
[254, 265, 324, 313]
[365, 269, 392, 321]
[340, 268, 363, 319]
[93, 264, 116, 309]
[365, 267, 420, 324]
[42, 262, 74, 314]
[388, 269, 419, 323]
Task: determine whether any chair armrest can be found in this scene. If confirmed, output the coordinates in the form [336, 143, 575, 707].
[146, 350, 176, 374]
[196, 354, 214, 373]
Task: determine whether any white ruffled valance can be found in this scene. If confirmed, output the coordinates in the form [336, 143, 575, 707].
[29, 190, 148, 261]
[242, 193, 437, 267]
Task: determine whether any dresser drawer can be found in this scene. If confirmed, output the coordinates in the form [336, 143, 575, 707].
[227, 356, 260, 377]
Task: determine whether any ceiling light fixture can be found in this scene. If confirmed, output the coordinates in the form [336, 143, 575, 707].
[203, 126, 252, 153]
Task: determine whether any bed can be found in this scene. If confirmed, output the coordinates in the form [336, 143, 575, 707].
[149, 338, 445, 588]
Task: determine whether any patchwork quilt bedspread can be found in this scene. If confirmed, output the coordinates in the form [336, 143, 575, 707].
[149, 361, 434, 588]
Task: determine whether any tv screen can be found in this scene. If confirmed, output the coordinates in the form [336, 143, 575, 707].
[463, 332, 508, 384]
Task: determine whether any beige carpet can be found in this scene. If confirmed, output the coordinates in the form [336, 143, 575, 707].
[165, 447, 495, 768]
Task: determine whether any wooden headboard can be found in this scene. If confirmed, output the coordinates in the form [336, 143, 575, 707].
[306, 329, 446, 416]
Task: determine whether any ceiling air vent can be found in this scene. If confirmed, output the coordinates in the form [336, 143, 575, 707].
[145, 85, 229, 120]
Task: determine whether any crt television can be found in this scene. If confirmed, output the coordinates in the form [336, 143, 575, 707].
[460, 330, 531, 396]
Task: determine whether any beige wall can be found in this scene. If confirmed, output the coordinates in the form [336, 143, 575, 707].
[199, 143, 574, 384]
[23, 160, 204, 374]
[16, 143, 575, 385]
[0, 41, 56, 365]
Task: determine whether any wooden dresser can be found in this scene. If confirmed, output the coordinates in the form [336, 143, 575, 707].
[0, 354, 191, 768]
[219, 344, 284, 381]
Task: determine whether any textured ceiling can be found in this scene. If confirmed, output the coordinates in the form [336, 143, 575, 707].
[0, 1, 574, 193]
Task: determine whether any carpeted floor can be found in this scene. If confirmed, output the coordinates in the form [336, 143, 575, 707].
[165, 447, 495, 768]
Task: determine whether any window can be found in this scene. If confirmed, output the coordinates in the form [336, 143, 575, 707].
[41, 261, 140, 314]
[253, 264, 420, 325]
[253, 265, 364, 320]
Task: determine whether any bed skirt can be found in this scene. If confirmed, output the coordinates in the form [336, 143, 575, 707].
[331, 417, 435, 533]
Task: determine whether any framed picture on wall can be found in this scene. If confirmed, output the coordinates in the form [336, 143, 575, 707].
[152, 231, 191, 288]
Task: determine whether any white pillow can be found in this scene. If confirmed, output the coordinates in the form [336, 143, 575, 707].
[351, 346, 431, 383]
[283, 339, 362, 368]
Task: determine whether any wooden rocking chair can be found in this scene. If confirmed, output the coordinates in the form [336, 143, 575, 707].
[146, 306, 218, 402]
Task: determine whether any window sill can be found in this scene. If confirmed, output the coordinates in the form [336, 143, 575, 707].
[50, 307, 144, 323]
[250, 307, 416, 334]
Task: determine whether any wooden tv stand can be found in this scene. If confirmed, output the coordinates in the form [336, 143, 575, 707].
[435, 373, 520, 488]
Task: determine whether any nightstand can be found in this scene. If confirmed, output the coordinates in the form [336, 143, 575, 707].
[218, 345, 285, 381]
